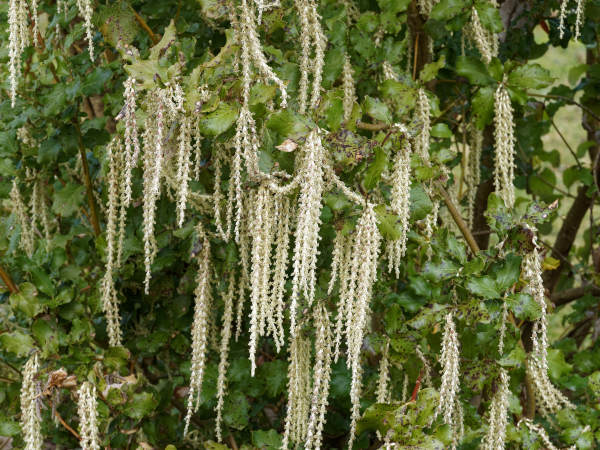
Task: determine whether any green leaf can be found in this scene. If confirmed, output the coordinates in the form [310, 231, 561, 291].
[357, 403, 396, 435]
[52, 184, 85, 217]
[430, 0, 468, 21]
[471, 86, 495, 128]
[508, 63, 554, 90]
[455, 56, 494, 85]
[420, 56, 446, 83]
[475, 1, 503, 33]
[0, 420, 20, 437]
[528, 168, 558, 203]
[588, 371, 600, 398]
[363, 147, 387, 190]
[81, 68, 113, 96]
[224, 391, 250, 430]
[493, 254, 522, 291]
[505, 293, 542, 321]
[466, 276, 501, 299]
[374, 205, 403, 240]
[430, 123, 452, 138]
[252, 430, 283, 449]
[410, 185, 433, 220]
[32, 319, 59, 356]
[10, 283, 44, 318]
[363, 96, 392, 124]
[0, 331, 35, 356]
[199, 102, 239, 137]
[124, 392, 158, 420]
[266, 110, 311, 140]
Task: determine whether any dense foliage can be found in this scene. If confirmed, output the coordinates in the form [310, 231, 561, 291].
[1, 0, 600, 448]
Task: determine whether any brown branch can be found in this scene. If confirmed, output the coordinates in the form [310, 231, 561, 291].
[0, 264, 19, 294]
[355, 121, 389, 131]
[73, 117, 101, 237]
[410, 370, 422, 402]
[542, 185, 592, 293]
[551, 285, 600, 306]
[527, 92, 600, 123]
[130, 8, 160, 44]
[54, 410, 81, 441]
[435, 181, 480, 254]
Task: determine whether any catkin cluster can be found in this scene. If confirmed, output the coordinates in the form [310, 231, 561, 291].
[295, 0, 327, 113]
[435, 313, 461, 427]
[386, 134, 412, 277]
[559, 0, 587, 40]
[481, 369, 510, 450]
[10, 180, 35, 256]
[77, 382, 101, 450]
[20, 354, 42, 450]
[184, 225, 212, 436]
[493, 82, 516, 208]
[522, 239, 575, 414]
[290, 130, 325, 333]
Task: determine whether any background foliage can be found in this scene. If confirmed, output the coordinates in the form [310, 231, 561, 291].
[1, 0, 600, 448]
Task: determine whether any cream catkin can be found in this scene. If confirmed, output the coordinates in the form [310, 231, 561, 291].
[75, 0, 95, 61]
[184, 225, 212, 436]
[387, 135, 412, 277]
[20, 353, 42, 450]
[559, 0, 569, 39]
[8, 0, 29, 106]
[10, 180, 35, 256]
[77, 382, 101, 450]
[269, 194, 291, 351]
[382, 61, 398, 81]
[493, 82, 516, 208]
[295, 0, 327, 113]
[435, 312, 460, 427]
[101, 138, 124, 347]
[305, 305, 333, 450]
[376, 339, 391, 404]
[290, 130, 325, 333]
[30, 179, 51, 242]
[236, 190, 252, 340]
[346, 203, 381, 450]
[248, 184, 276, 375]
[415, 89, 431, 163]
[575, 0, 585, 40]
[215, 272, 236, 442]
[518, 418, 576, 450]
[332, 233, 353, 362]
[469, 6, 498, 64]
[522, 237, 575, 414]
[176, 115, 193, 227]
[480, 369, 510, 450]
[282, 332, 312, 449]
[342, 55, 356, 123]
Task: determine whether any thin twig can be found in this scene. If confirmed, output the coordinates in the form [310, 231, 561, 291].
[55, 410, 81, 441]
[130, 7, 160, 44]
[528, 92, 600, 122]
[435, 181, 480, 254]
[550, 118, 582, 169]
[73, 116, 101, 237]
[0, 264, 19, 294]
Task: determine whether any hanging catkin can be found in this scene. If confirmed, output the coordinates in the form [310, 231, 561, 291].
[8, 0, 29, 106]
[20, 354, 42, 450]
[269, 194, 291, 351]
[522, 233, 575, 414]
[332, 232, 353, 362]
[434, 313, 460, 427]
[493, 82, 516, 208]
[236, 190, 252, 340]
[469, 6, 498, 64]
[387, 135, 412, 277]
[77, 382, 101, 450]
[304, 305, 333, 450]
[176, 115, 193, 227]
[480, 369, 510, 450]
[295, 0, 327, 113]
[282, 332, 312, 449]
[346, 203, 382, 450]
[215, 272, 236, 442]
[101, 138, 124, 347]
[342, 55, 355, 122]
[518, 419, 576, 450]
[575, 0, 585, 40]
[290, 130, 325, 333]
[10, 179, 34, 256]
[376, 339, 391, 404]
[248, 184, 276, 375]
[184, 225, 212, 436]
